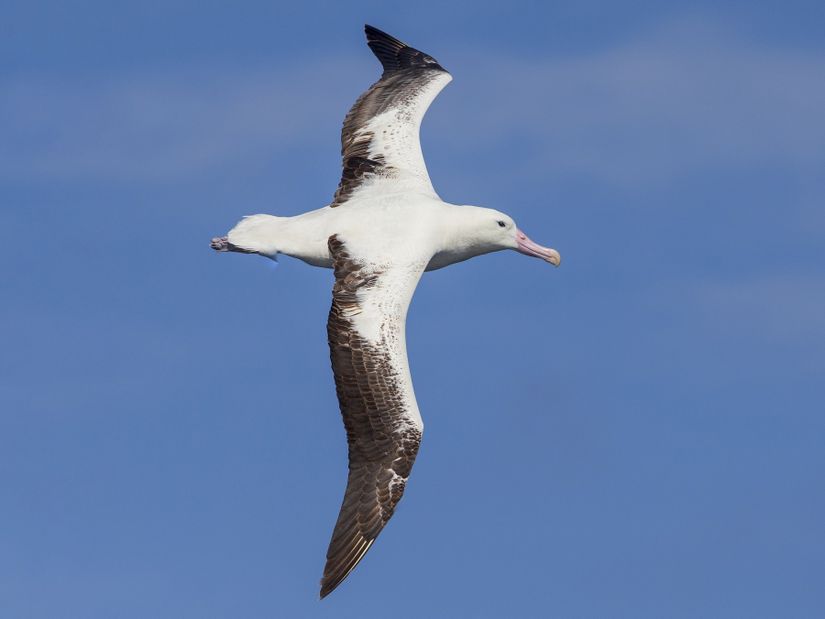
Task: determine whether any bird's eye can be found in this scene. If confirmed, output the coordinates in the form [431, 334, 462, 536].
[497, 220, 506, 228]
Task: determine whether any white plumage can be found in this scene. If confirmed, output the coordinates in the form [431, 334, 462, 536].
[211, 24, 560, 599]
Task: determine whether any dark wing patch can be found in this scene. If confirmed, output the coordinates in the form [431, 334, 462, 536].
[320, 235, 423, 598]
[365, 24, 446, 74]
[330, 26, 449, 207]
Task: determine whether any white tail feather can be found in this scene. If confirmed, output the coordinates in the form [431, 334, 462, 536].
[226, 214, 283, 255]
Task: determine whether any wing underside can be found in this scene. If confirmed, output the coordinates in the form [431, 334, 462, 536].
[331, 25, 452, 207]
[321, 235, 425, 598]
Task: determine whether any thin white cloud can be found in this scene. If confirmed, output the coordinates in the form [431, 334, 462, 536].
[658, 274, 825, 348]
[436, 20, 825, 186]
[0, 60, 364, 182]
[2, 19, 823, 185]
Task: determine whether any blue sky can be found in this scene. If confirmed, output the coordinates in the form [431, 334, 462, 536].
[2, 1, 824, 617]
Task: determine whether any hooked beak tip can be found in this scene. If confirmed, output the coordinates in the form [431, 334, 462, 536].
[515, 229, 561, 267]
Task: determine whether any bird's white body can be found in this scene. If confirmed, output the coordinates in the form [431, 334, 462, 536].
[211, 25, 560, 598]
[224, 197, 519, 272]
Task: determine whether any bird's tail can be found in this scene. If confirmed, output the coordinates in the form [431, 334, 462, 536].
[212, 214, 282, 256]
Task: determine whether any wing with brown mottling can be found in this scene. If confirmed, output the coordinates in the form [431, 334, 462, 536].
[320, 235, 425, 598]
[331, 25, 452, 207]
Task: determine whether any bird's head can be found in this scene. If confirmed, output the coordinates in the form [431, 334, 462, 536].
[452, 207, 561, 266]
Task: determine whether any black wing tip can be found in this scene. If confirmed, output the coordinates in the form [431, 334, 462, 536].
[318, 563, 353, 599]
[364, 23, 403, 45]
[319, 535, 375, 599]
[319, 572, 336, 599]
[362, 23, 447, 74]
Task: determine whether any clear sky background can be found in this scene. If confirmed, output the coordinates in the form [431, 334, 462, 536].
[2, 1, 824, 617]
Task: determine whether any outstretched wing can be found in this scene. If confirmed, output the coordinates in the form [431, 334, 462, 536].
[331, 24, 453, 207]
[321, 235, 426, 598]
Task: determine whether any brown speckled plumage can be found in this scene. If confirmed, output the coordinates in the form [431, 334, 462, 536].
[330, 25, 448, 207]
[320, 235, 423, 598]
[210, 22, 561, 602]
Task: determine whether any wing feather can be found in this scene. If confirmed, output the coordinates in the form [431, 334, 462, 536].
[320, 235, 425, 598]
[331, 25, 452, 207]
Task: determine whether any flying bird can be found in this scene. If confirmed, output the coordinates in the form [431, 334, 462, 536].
[211, 24, 561, 598]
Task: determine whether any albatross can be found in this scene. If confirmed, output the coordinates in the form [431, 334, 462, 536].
[211, 24, 561, 598]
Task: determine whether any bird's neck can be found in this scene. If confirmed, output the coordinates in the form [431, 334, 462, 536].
[428, 205, 502, 269]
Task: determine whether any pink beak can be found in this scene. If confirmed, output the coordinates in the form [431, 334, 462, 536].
[516, 229, 561, 266]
